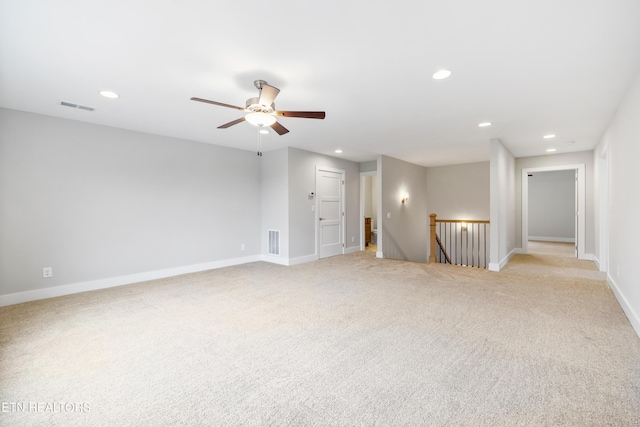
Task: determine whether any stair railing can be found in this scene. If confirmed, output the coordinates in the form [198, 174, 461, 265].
[429, 213, 490, 268]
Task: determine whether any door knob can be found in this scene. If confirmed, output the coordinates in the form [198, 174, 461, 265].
[319, 217, 325, 221]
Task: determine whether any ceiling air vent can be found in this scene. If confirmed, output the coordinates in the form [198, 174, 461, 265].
[59, 101, 94, 112]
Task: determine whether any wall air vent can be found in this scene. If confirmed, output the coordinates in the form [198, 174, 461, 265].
[59, 101, 94, 111]
[268, 230, 280, 256]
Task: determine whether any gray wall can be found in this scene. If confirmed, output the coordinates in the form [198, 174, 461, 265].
[360, 161, 377, 172]
[489, 139, 516, 270]
[514, 151, 594, 253]
[287, 147, 361, 259]
[528, 170, 575, 241]
[379, 155, 428, 262]
[595, 68, 640, 336]
[0, 108, 262, 296]
[261, 148, 289, 260]
[426, 161, 490, 220]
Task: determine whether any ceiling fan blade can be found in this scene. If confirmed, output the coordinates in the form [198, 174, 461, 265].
[191, 97, 246, 111]
[258, 84, 280, 107]
[270, 121, 289, 135]
[218, 117, 246, 129]
[275, 111, 326, 119]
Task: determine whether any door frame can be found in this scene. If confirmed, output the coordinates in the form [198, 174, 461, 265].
[359, 170, 378, 251]
[316, 166, 346, 258]
[521, 164, 586, 259]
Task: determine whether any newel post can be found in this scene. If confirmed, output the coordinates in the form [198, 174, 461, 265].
[429, 213, 437, 263]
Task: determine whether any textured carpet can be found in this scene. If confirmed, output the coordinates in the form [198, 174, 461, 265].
[1, 251, 639, 426]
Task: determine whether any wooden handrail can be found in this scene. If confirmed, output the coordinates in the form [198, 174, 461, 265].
[435, 219, 490, 224]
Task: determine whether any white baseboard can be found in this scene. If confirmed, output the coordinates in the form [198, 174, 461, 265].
[0, 255, 263, 307]
[607, 274, 640, 340]
[260, 254, 290, 266]
[376, 251, 384, 259]
[260, 253, 321, 266]
[488, 248, 516, 272]
[344, 246, 360, 255]
[580, 253, 595, 261]
[529, 236, 576, 243]
[286, 254, 319, 266]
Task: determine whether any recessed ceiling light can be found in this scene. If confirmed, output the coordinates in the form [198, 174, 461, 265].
[334, 149, 343, 154]
[546, 148, 557, 152]
[99, 90, 119, 99]
[478, 122, 492, 127]
[432, 69, 452, 80]
[543, 134, 556, 139]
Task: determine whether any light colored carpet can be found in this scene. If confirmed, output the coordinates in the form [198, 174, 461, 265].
[527, 241, 576, 257]
[1, 251, 639, 426]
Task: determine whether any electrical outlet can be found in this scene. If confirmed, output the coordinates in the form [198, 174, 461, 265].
[386, 212, 391, 219]
[240, 244, 245, 251]
[43, 267, 53, 278]
[351, 236, 355, 243]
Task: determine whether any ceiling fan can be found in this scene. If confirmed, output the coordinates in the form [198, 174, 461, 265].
[191, 80, 325, 136]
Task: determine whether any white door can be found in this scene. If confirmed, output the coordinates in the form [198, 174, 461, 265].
[317, 167, 345, 258]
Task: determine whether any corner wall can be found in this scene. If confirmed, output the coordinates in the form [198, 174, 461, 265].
[489, 139, 516, 271]
[261, 148, 289, 262]
[379, 155, 428, 262]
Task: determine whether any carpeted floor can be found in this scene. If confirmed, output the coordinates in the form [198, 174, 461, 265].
[1, 249, 639, 426]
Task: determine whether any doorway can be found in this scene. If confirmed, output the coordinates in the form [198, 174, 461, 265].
[316, 166, 345, 258]
[522, 164, 586, 259]
[360, 171, 378, 252]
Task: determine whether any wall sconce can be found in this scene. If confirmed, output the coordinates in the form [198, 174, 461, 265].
[461, 223, 468, 232]
[401, 193, 409, 204]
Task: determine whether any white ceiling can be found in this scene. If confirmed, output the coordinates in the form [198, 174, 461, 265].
[2, 1, 640, 167]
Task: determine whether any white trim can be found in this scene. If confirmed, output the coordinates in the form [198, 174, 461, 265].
[607, 274, 640, 339]
[264, 250, 359, 266]
[376, 251, 384, 258]
[528, 236, 575, 243]
[0, 255, 262, 307]
[488, 248, 516, 272]
[286, 254, 319, 266]
[261, 254, 290, 266]
[522, 164, 586, 259]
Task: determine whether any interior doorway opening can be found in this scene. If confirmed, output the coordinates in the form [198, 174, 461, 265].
[522, 164, 586, 259]
[360, 171, 378, 251]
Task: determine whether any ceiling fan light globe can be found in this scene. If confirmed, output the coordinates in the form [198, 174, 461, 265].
[245, 112, 276, 127]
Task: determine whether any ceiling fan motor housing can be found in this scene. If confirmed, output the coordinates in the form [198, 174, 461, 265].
[246, 97, 275, 113]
